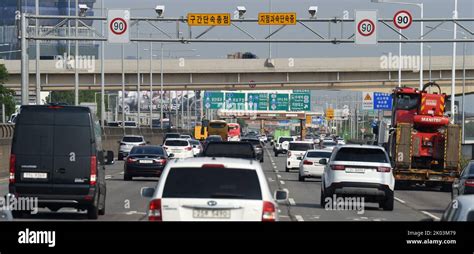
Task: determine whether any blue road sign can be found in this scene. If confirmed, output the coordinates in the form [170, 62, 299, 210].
[373, 92, 392, 110]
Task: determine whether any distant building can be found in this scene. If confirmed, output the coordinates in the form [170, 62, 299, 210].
[0, 0, 98, 60]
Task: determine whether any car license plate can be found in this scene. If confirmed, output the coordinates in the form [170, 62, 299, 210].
[345, 168, 365, 174]
[172, 149, 182, 153]
[429, 175, 442, 181]
[193, 209, 231, 219]
[23, 172, 48, 179]
[140, 160, 153, 164]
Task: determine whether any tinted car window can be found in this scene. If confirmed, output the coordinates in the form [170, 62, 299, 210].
[189, 140, 201, 145]
[54, 126, 92, 156]
[162, 168, 262, 200]
[165, 133, 180, 139]
[13, 125, 53, 155]
[241, 139, 260, 145]
[468, 163, 474, 176]
[123, 136, 144, 143]
[130, 146, 164, 156]
[206, 136, 222, 142]
[209, 122, 226, 128]
[289, 143, 314, 151]
[334, 148, 389, 163]
[306, 151, 332, 158]
[165, 140, 189, 146]
[203, 143, 255, 159]
[279, 137, 293, 143]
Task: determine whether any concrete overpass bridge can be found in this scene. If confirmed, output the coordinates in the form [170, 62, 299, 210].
[2, 56, 474, 95]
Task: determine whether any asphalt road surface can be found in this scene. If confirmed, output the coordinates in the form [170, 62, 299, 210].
[0, 144, 451, 221]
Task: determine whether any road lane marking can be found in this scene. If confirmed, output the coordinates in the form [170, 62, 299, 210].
[119, 172, 124, 175]
[288, 198, 296, 206]
[295, 215, 304, 222]
[105, 175, 112, 180]
[394, 197, 406, 204]
[268, 177, 275, 182]
[421, 211, 440, 221]
[277, 174, 281, 178]
[280, 180, 285, 185]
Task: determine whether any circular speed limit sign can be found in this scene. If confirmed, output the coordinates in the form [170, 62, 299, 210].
[110, 18, 128, 35]
[393, 10, 412, 30]
[357, 19, 375, 37]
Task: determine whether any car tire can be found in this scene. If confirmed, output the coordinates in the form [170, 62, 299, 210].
[285, 166, 290, 172]
[298, 174, 305, 182]
[274, 152, 278, 157]
[381, 191, 394, 211]
[260, 158, 264, 163]
[98, 191, 106, 216]
[87, 205, 99, 220]
[320, 188, 328, 208]
[124, 173, 132, 181]
[118, 154, 123, 161]
[441, 184, 453, 193]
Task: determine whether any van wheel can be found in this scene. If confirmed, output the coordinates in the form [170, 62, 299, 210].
[124, 174, 132, 181]
[87, 204, 99, 220]
[381, 192, 394, 211]
[98, 192, 106, 216]
[260, 158, 264, 163]
[285, 167, 290, 172]
[274, 152, 278, 157]
[320, 189, 328, 208]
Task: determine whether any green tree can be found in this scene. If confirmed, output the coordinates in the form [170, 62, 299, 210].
[0, 64, 16, 117]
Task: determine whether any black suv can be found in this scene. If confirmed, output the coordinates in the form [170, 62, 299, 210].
[9, 105, 114, 219]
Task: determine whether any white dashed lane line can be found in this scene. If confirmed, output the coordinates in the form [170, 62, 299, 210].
[280, 180, 285, 185]
[288, 198, 296, 206]
[295, 215, 304, 222]
[421, 211, 440, 221]
[394, 197, 406, 204]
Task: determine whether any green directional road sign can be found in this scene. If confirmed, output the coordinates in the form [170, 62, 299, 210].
[247, 93, 269, 111]
[204, 92, 224, 109]
[270, 93, 289, 111]
[225, 92, 246, 110]
[290, 93, 311, 111]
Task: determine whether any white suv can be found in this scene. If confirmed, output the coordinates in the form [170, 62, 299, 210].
[298, 149, 332, 181]
[273, 136, 295, 157]
[285, 141, 315, 172]
[320, 145, 395, 211]
[118, 135, 147, 160]
[163, 138, 194, 159]
[140, 157, 288, 221]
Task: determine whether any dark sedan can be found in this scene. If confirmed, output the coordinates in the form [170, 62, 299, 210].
[241, 138, 264, 163]
[452, 161, 474, 199]
[124, 146, 169, 181]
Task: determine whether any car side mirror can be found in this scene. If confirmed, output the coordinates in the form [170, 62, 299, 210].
[319, 158, 328, 165]
[141, 187, 155, 198]
[106, 151, 114, 165]
[169, 153, 175, 158]
[274, 189, 289, 203]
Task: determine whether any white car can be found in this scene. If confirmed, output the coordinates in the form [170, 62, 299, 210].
[320, 145, 395, 211]
[259, 135, 267, 143]
[189, 139, 203, 157]
[298, 149, 333, 181]
[320, 140, 338, 151]
[285, 141, 315, 172]
[140, 157, 288, 221]
[118, 135, 147, 160]
[336, 138, 346, 145]
[273, 136, 295, 156]
[163, 138, 194, 159]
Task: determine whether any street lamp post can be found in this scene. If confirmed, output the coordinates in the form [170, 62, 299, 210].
[451, 0, 458, 124]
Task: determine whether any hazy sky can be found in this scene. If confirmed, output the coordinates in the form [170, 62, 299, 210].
[85, 0, 474, 59]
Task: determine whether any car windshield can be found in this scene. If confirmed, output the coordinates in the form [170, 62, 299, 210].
[306, 151, 332, 158]
[396, 93, 418, 110]
[289, 143, 314, 151]
[122, 136, 144, 143]
[334, 148, 389, 163]
[241, 139, 260, 145]
[162, 168, 262, 200]
[130, 146, 164, 156]
[203, 143, 255, 159]
[279, 137, 293, 143]
[165, 140, 189, 146]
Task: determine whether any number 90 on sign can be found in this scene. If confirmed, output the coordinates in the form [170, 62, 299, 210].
[393, 10, 412, 30]
[110, 18, 127, 35]
[358, 19, 375, 36]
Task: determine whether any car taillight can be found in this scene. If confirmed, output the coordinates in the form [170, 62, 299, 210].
[303, 160, 313, 165]
[154, 159, 167, 165]
[185, 146, 192, 151]
[9, 154, 16, 184]
[288, 151, 292, 157]
[330, 165, 345, 170]
[465, 179, 474, 187]
[90, 156, 97, 186]
[148, 199, 162, 221]
[202, 164, 225, 168]
[140, 143, 146, 146]
[262, 201, 276, 222]
[163, 146, 168, 150]
[127, 157, 137, 164]
[377, 167, 392, 173]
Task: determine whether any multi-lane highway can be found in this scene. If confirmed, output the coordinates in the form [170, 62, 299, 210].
[0, 143, 451, 222]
